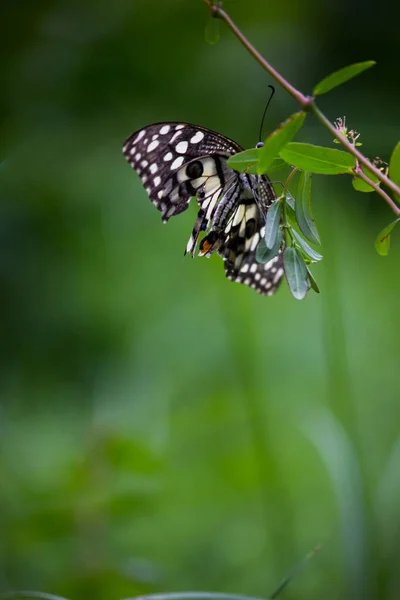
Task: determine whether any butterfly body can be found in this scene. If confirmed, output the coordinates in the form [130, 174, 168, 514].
[123, 122, 284, 295]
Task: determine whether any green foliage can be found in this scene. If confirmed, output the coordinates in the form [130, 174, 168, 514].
[291, 229, 323, 262]
[295, 171, 320, 244]
[352, 167, 380, 192]
[256, 229, 282, 264]
[264, 199, 281, 249]
[375, 218, 400, 255]
[280, 143, 356, 174]
[283, 246, 309, 300]
[226, 148, 262, 173]
[257, 112, 306, 174]
[313, 61, 376, 96]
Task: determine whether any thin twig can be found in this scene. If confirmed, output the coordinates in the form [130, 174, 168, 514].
[203, 1, 400, 206]
[352, 169, 400, 216]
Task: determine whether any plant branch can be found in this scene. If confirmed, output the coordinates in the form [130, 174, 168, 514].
[311, 105, 400, 198]
[203, 0, 400, 207]
[352, 169, 400, 216]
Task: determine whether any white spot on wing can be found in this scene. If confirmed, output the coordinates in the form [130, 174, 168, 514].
[175, 125, 185, 130]
[133, 130, 145, 144]
[176, 141, 188, 154]
[150, 164, 158, 174]
[140, 160, 148, 168]
[170, 130, 182, 143]
[241, 264, 249, 273]
[171, 156, 184, 170]
[250, 232, 260, 252]
[250, 263, 257, 273]
[260, 277, 267, 286]
[135, 153, 141, 161]
[147, 140, 159, 152]
[160, 125, 170, 135]
[190, 131, 204, 144]
[273, 268, 283, 284]
[163, 152, 173, 161]
[154, 176, 161, 187]
[232, 205, 245, 227]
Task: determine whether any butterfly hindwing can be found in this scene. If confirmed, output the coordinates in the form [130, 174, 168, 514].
[123, 122, 285, 296]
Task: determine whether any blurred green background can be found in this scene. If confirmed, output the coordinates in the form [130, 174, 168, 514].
[1, 1, 400, 599]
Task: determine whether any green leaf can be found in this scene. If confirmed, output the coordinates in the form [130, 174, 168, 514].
[313, 61, 376, 96]
[205, 16, 220, 45]
[265, 157, 288, 174]
[283, 246, 309, 300]
[280, 143, 356, 174]
[295, 171, 320, 245]
[291, 229, 323, 262]
[306, 265, 320, 294]
[264, 200, 281, 249]
[257, 112, 306, 174]
[375, 218, 400, 256]
[389, 141, 400, 201]
[256, 229, 282, 264]
[352, 166, 380, 192]
[227, 148, 262, 174]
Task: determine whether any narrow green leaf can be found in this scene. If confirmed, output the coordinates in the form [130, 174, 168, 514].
[352, 166, 380, 192]
[292, 229, 323, 261]
[375, 218, 400, 256]
[283, 246, 309, 300]
[264, 200, 281, 249]
[389, 141, 400, 201]
[256, 229, 282, 264]
[313, 61, 376, 96]
[295, 171, 320, 245]
[257, 112, 306, 174]
[280, 143, 356, 174]
[227, 148, 261, 174]
[205, 16, 220, 45]
[306, 266, 320, 294]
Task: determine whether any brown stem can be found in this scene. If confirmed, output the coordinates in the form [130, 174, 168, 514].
[353, 169, 400, 216]
[204, 0, 400, 208]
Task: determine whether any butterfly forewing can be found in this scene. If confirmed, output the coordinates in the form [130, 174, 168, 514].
[123, 122, 284, 296]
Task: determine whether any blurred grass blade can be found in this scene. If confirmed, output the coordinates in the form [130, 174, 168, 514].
[227, 148, 261, 173]
[0, 593, 70, 600]
[280, 143, 356, 174]
[256, 229, 282, 264]
[205, 16, 220, 44]
[264, 200, 281, 249]
[295, 171, 320, 244]
[375, 218, 400, 256]
[283, 246, 309, 300]
[123, 593, 268, 600]
[292, 229, 323, 261]
[389, 141, 400, 201]
[257, 112, 306, 174]
[313, 61, 376, 96]
[269, 544, 322, 599]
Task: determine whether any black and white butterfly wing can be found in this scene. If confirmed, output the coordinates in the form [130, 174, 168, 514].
[123, 122, 241, 222]
[123, 122, 284, 296]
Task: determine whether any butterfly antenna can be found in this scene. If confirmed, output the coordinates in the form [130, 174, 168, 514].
[257, 85, 275, 146]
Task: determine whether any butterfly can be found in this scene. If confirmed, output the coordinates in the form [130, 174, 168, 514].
[122, 122, 284, 295]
